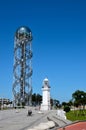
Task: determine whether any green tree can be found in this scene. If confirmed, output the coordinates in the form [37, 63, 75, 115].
[72, 90, 86, 109]
[32, 93, 42, 105]
[36, 94, 42, 105]
[50, 98, 53, 107]
[0, 102, 1, 110]
[68, 100, 73, 106]
[53, 99, 60, 107]
[62, 102, 67, 106]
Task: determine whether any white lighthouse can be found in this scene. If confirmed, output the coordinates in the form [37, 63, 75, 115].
[41, 78, 51, 111]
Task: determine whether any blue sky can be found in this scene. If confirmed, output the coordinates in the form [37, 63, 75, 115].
[0, 0, 86, 103]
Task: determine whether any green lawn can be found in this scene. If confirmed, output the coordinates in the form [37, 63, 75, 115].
[66, 110, 86, 121]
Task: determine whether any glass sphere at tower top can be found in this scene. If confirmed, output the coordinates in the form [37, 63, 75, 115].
[15, 26, 32, 41]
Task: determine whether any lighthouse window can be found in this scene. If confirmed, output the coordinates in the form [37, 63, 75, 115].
[45, 81, 48, 85]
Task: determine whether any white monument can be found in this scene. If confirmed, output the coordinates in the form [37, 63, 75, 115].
[57, 110, 66, 119]
[41, 78, 51, 110]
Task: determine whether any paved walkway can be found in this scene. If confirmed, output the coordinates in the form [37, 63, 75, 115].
[0, 108, 71, 130]
[58, 121, 86, 130]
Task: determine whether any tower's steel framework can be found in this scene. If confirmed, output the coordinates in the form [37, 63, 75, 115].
[13, 26, 33, 106]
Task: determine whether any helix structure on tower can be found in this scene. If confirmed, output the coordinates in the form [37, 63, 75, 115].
[13, 26, 33, 106]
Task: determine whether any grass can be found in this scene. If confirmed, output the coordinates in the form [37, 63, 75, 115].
[66, 110, 86, 121]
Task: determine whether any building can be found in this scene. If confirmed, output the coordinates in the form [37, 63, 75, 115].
[0, 98, 10, 104]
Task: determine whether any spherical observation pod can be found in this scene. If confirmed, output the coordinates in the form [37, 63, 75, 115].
[15, 26, 32, 41]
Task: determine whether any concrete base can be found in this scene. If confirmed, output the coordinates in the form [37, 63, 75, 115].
[41, 104, 51, 111]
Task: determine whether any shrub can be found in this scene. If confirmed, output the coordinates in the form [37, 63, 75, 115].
[64, 105, 70, 112]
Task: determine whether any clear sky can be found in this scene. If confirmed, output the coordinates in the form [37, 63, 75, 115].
[0, 0, 86, 103]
